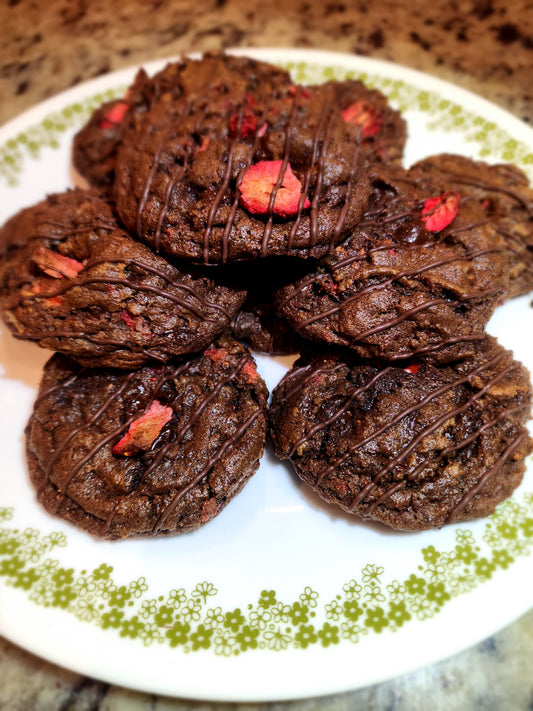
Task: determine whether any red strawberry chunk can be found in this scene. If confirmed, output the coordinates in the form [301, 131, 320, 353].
[112, 399, 173, 457]
[204, 346, 229, 363]
[99, 100, 129, 129]
[403, 364, 419, 374]
[241, 359, 259, 383]
[239, 160, 311, 218]
[33, 246, 84, 279]
[229, 109, 257, 139]
[421, 191, 461, 232]
[341, 101, 383, 139]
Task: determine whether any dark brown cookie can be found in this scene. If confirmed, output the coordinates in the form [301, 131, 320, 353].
[26, 336, 268, 539]
[408, 153, 533, 298]
[73, 51, 293, 189]
[304, 79, 407, 164]
[276, 165, 511, 364]
[0, 189, 245, 368]
[114, 70, 371, 263]
[270, 337, 532, 530]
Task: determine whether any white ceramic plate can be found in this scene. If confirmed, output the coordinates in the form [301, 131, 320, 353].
[0, 48, 532, 702]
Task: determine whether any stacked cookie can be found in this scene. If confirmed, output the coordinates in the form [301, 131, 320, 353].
[1, 51, 531, 537]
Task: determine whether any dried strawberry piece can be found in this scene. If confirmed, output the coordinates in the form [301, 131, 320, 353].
[421, 191, 461, 232]
[33, 246, 84, 279]
[241, 360, 259, 384]
[341, 101, 383, 139]
[201, 498, 218, 524]
[239, 160, 311, 218]
[403, 364, 419, 374]
[204, 346, 229, 363]
[112, 399, 173, 457]
[120, 310, 152, 339]
[99, 100, 129, 130]
[288, 85, 311, 99]
[229, 109, 257, 139]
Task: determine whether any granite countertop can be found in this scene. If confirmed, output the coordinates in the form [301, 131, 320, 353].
[1, 1, 532, 709]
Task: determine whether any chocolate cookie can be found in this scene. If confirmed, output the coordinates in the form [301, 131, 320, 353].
[0, 189, 245, 368]
[26, 336, 268, 539]
[304, 79, 407, 164]
[73, 51, 293, 188]
[270, 337, 532, 530]
[114, 69, 371, 263]
[408, 153, 533, 298]
[276, 165, 510, 364]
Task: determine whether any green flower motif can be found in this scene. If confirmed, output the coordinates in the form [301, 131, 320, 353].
[42, 532, 67, 550]
[491, 549, 514, 570]
[235, 625, 259, 651]
[448, 569, 477, 596]
[249, 607, 271, 630]
[0, 554, 25, 577]
[18, 528, 39, 546]
[204, 606, 224, 630]
[22, 542, 46, 563]
[101, 608, 124, 629]
[342, 579, 362, 599]
[166, 620, 191, 648]
[214, 630, 237, 657]
[120, 615, 144, 640]
[341, 621, 367, 643]
[423, 562, 446, 584]
[426, 582, 451, 607]
[364, 606, 389, 633]
[190, 624, 214, 651]
[324, 599, 343, 621]
[363, 581, 385, 603]
[224, 608, 245, 632]
[271, 603, 291, 624]
[410, 596, 435, 621]
[386, 580, 406, 602]
[362, 564, 384, 583]
[94, 577, 114, 599]
[343, 598, 363, 622]
[51, 585, 77, 609]
[264, 628, 292, 651]
[192, 581, 217, 603]
[73, 598, 100, 623]
[0, 508, 13, 521]
[73, 575, 96, 597]
[51, 567, 74, 588]
[0, 539, 20, 556]
[496, 522, 518, 540]
[456, 529, 475, 546]
[454, 543, 478, 565]
[139, 622, 164, 647]
[387, 601, 411, 628]
[128, 577, 148, 598]
[294, 624, 318, 649]
[154, 604, 175, 627]
[108, 585, 132, 608]
[317, 622, 340, 647]
[139, 599, 158, 620]
[11, 566, 40, 590]
[166, 588, 187, 609]
[288, 601, 309, 625]
[299, 586, 319, 608]
[421, 545, 440, 564]
[404, 573, 426, 596]
[258, 589, 277, 609]
[92, 563, 113, 581]
[474, 557, 497, 580]
[181, 599, 202, 623]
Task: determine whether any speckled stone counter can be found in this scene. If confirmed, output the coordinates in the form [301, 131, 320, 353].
[1, 1, 532, 709]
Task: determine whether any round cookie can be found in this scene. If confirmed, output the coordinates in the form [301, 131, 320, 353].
[408, 153, 533, 298]
[276, 165, 511, 364]
[26, 336, 268, 539]
[0, 189, 245, 369]
[270, 337, 532, 530]
[304, 79, 407, 164]
[73, 51, 293, 189]
[114, 73, 371, 263]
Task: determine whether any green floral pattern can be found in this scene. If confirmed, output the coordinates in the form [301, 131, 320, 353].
[1, 59, 532, 657]
[1, 493, 532, 654]
[2, 59, 533, 186]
